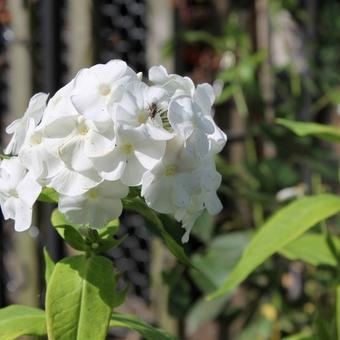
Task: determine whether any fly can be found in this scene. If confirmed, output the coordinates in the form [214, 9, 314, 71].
[148, 103, 158, 119]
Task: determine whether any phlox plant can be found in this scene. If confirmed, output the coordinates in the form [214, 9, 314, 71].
[2, 59, 338, 340]
[0, 60, 226, 339]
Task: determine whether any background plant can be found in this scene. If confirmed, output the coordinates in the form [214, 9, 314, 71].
[159, 1, 340, 339]
[1, 1, 340, 339]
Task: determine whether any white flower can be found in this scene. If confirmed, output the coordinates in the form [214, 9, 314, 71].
[142, 137, 223, 242]
[195, 84, 227, 153]
[114, 81, 173, 140]
[176, 158, 223, 242]
[19, 120, 63, 184]
[47, 166, 102, 197]
[41, 80, 78, 123]
[0, 158, 41, 231]
[20, 112, 105, 195]
[91, 125, 166, 186]
[43, 115, 115, 173]
[208, 124, 227, 154]
[0, 59, 227, 244]
[148, 65, 195, 98]
[5, 92, 48, 155]
[168, 87, 216, 157]
[34, 109, 112, 195]
[59, 180, 128, 228]
[174, 197, 204, 243]
[71, 60, 138, 122]
[193, 156, 223, 214]
[141, 136, 197, 214]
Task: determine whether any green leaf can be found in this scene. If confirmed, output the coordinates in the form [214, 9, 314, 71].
[215, 84, 238, 104]
[0, 305, 47, 339]
[313, 308, 336, 340]
[51, 208, 69, 226]
[190, 211, 215, 243]
[279, 233, 340, 267]
[43, 247, 55, 285]
[277, 118, 340, 142]
[95, 219, 124, 252]
[98, 219, 119, 238]
[182, 30, 223, 51]
[55, 225, 86, 251]
[163, 268, 191, 318]
[327, 87, 340, 105]
[38, 187, 59, 203]
[238, 315, 275, 340]
[186, 295, 229, 335]
[190, 232, 251, 293]
[209, 194, 340, 300]
[96, 234, 127, 252]
[112, 282, 130, 308]
[110, 312, 177, 340]
[282, 332, 317, 340]
[123, 196, 193, 268]
[337, 285, 340, 340]
[46, 255, 116, 340]
[51, 209, 85, 251]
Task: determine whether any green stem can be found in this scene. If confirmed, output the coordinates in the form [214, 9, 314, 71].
[321, 222, 340, 274]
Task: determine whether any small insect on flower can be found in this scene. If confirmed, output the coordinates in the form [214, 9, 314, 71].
[147, 102, 158, 119]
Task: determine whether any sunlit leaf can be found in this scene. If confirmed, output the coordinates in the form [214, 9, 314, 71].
[280, 233, 340, 267]
[282, 332, 317, 340]
[46, 255, 116, 340]
[0, 305, 46, 339]
[337, 285, 340, 340]
[43, 247, 55, 285]
[51, 209, 85, 251]
[209, 194, 340, 300]
[110, 312, 177, 340]
[38, 187, 59, 203]
[186, 295, 229, 335]
[278, 118, 340, 142]
[190, 232, 251, 293]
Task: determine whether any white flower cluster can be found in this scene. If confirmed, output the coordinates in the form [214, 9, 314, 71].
[0, 60, 226, 242]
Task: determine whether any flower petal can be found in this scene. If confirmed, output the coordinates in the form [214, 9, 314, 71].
[84, 130, 115, 158]
[121, 155, 146, 186]
[204, 191, 223, 215]
[17, 172, 41, 207]
[14, 200, 33, 231]
[92, 148, 126, 181]
[48, 167, 101, 196]
[59, 138, 93, 172]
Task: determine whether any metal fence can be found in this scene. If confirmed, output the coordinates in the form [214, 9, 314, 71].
[0, 0, 150, 312]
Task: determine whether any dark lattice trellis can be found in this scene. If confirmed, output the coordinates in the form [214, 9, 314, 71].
[0, 0, 151, 313]
[30, 2, 68, 288]
[0, 0, 9, 307]
[94, 0, 147, 73]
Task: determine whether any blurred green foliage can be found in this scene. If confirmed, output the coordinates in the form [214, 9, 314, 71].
[161, 0, 340, 339]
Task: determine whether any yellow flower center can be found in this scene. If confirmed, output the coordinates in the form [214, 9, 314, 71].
[121, 143, 134, 155]
[87, 188, 99, 200]
[98, 84, 111, 96]
[137, 112, 148, 124]
[30, 133, 42, 146]
[165, 164, 177, 176]
[9, 189, 18, 198]
[77, 120, 89, 135]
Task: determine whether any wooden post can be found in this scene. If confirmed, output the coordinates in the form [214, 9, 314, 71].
[7, 0, 39, 307]
[66, 0, 93, 80]
[255, 0, 274, 122]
